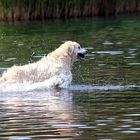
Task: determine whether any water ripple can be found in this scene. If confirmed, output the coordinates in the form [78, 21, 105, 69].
[92, 51, 123, 55]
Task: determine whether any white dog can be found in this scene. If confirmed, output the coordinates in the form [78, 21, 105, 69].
[0, 41, 87, 89]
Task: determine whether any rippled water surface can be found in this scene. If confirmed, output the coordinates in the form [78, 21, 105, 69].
[0, 16, 140, 139]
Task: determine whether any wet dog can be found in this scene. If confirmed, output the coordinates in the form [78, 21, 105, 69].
[0, 41, 87, 88]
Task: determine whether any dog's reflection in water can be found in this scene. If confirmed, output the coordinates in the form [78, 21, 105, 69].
[0, 89, 84, 138]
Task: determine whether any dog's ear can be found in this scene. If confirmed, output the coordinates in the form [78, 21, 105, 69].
[68, 45, 75, 56]
[59, 41, 76, 56]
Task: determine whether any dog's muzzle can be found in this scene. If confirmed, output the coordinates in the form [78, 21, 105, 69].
[78, 48, 87, 58]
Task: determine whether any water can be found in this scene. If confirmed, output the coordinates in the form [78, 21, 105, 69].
[0, 16, 140, 139]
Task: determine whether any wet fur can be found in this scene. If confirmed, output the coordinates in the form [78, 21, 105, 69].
[0, 41, 85, 87]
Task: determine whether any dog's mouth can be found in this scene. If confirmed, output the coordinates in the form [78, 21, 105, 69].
[78, 53, 85, 58]
[77, 49, 87, 58]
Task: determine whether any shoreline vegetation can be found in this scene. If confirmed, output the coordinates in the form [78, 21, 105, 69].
[0, 0, 139, 21]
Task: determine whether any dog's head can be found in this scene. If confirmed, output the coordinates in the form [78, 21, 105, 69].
[59, 41, 87, 59]
[48, 41, 87, 65]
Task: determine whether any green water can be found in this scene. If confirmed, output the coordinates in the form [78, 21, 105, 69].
[0, 16, 140, 139]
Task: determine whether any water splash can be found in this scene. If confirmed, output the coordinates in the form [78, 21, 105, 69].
[70, 85, 140, 91]
[0, 74, 72, 92]
[0, 80, 139, 93]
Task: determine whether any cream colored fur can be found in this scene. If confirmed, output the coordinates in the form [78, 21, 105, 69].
[0, 41, 86, 88]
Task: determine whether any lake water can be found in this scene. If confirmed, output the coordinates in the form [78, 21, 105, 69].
[0, 16, 140, 139]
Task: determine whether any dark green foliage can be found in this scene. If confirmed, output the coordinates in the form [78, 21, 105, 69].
[0, 0, 139, 21]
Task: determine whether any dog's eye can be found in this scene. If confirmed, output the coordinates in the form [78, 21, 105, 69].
[78, 46, 81, 49]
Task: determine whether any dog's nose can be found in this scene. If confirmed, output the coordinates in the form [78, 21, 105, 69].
[85, 50, 88, 54]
